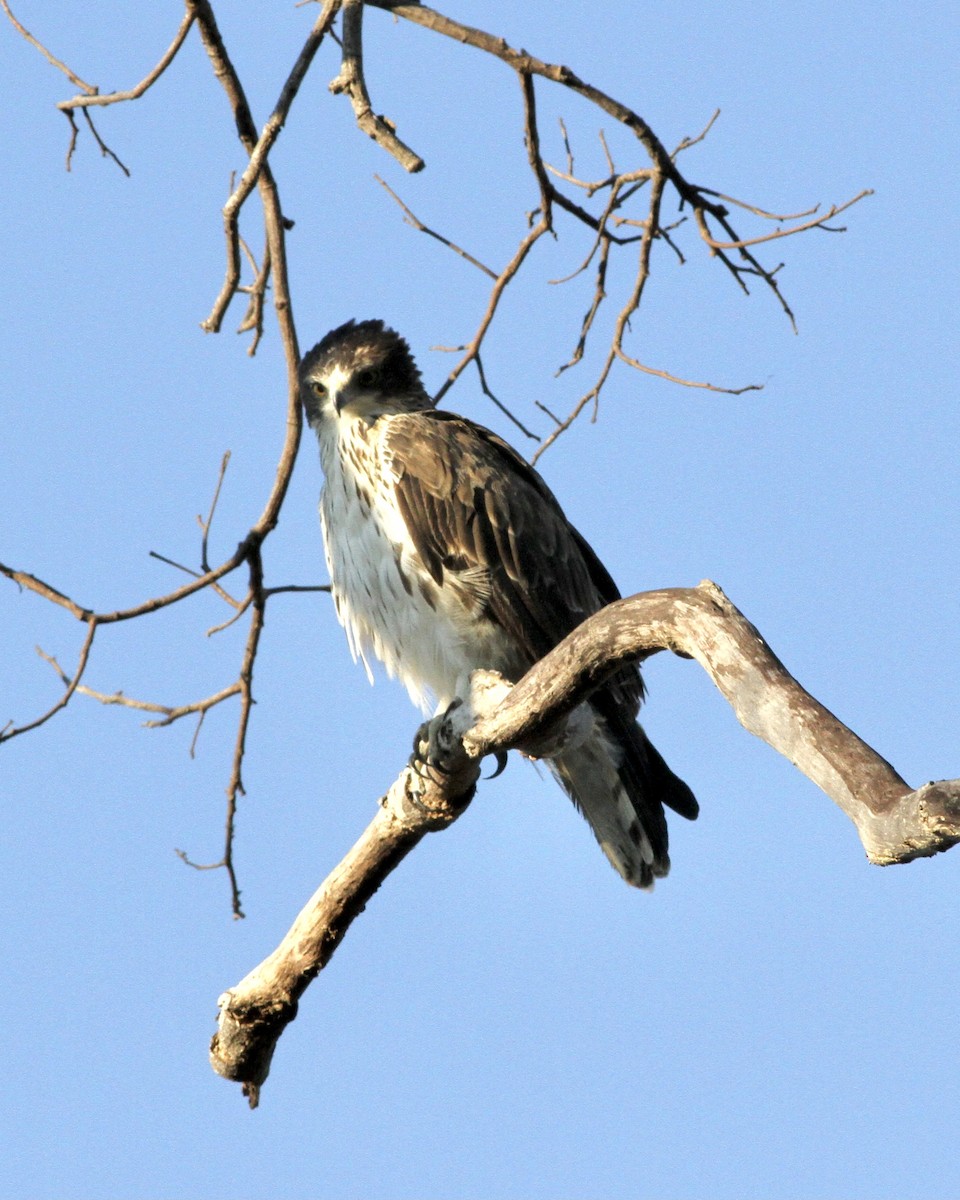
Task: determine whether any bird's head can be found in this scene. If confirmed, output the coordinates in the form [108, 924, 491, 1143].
[299, 319, 430, 428]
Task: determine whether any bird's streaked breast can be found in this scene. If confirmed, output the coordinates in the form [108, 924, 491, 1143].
[318, 414, 503, 712]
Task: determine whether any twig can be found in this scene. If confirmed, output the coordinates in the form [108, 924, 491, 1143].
[75, 107, 129, 174]
[0, 552, 243, 627]
[56, 11, 195, 110]
[207, 592, 255, 637]
[6, 5, 194, 172]
[0, 0, 97, 91]
[35, 646, 242, 728]
[262, 584, 332, 597]
[1, 620, 96, 742]
[433, 71, 554, 408]
[375, 175, 497, 278]
[672, 108, 721, 158]
[218, 546, 268, 919]
[472, 354, 539, 441]
[695, 189, 873, 251]
[236, 241, 272, 354]
[198, 451, 232, 573]
[199, 0, 340, 334]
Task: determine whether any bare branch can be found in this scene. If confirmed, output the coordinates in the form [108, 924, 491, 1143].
[0, 550, 245, 627]
[329, 0, 425, 173]
[199, 0, 340, 334]
[366, 1, 683, 186]
[4, 5, 193, 172]
[78, 108, 130, 175]
[472, 353, 539, 441]
[534, 169, 761, 464]
[375, 175, 498, 278]
[262, 583, 331, 598]
[235, 240, 272, 354]
[207, 592, 255, 637]
[55, 11, 195, 112]
[211, 751, 479, 1106]
[433, 71, 554, 407]
[0, 620, 96, 742]
[211, 581, 959, 1103]
[360, 0, 870, 447]
[1, 0, 97, 92]
[198, 451, 232, 573]
[672, 107, 721, 157]
[696, 189, 874, 251]
[35, 646, 242, 729]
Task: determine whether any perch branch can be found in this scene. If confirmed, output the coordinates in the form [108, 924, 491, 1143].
[211, 580, 959, 1103]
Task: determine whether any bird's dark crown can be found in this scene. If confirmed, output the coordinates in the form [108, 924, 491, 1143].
[299, 319, 424, 398]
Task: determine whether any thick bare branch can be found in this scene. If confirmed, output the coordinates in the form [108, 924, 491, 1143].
[210, 581, 958, 1103]
[210, 743, 478, 1106]
[462, 582, 960, 868]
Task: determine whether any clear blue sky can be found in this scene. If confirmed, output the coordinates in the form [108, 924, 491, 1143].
[3, 3, 958, 1198]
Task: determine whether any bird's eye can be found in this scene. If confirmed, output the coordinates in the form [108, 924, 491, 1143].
[311, 380, 327, 397]
[356, 367, 379, 388]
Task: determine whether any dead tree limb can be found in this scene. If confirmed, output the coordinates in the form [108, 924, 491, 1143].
[211, 580, 959, 1106]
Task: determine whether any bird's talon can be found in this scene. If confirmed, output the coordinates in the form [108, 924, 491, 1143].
[484, 750, 509, 780]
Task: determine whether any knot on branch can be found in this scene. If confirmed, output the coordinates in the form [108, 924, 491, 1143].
[210, 991, 296, 1108]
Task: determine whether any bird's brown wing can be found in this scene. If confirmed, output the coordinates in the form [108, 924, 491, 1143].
[384, 409, 641, 702]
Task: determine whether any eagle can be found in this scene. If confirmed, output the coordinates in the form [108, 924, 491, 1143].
[300, 319, 697, 887]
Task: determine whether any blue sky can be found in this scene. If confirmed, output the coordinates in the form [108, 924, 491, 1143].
[2, 3, 958, 1197]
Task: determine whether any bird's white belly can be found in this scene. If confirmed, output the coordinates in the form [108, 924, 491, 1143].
[320, 452, 499, 713]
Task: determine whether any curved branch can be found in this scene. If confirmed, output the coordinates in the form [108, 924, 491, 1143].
[210, 581, 958, 1104]
[55, 11, 195, 111]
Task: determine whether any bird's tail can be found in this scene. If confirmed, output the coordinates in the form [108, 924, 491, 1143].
[547, 705, 698, 889]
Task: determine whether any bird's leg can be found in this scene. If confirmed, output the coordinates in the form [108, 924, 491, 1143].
[409, 699, 465, 781]
[405, 698, 484, 818]
[408, 670, 513, 797]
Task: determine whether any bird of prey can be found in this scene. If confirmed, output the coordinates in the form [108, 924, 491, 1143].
[300, 319, 697, 887]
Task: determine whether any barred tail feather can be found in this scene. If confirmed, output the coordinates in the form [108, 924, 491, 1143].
[548, 705, 698, 890]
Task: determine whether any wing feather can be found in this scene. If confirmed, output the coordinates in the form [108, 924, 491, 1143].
[385, 409, 641, 706]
